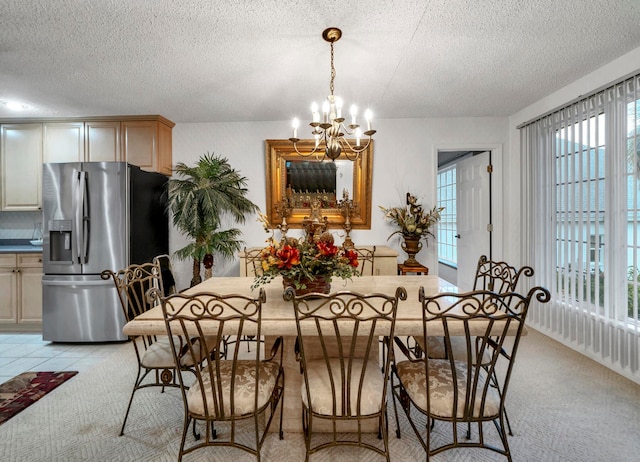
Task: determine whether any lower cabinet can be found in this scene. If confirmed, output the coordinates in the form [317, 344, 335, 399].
[0, 253, 43, 328]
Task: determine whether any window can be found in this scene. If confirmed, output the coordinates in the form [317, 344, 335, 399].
[437, 166, 457, 267]
[554, 113, 606, 310]
[520, 73, 640, 380]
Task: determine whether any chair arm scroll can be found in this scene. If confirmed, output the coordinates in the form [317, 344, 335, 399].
[264, 336, 284, 364]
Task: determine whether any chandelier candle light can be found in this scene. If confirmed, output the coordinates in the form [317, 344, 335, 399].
[289, 27, 376, 161]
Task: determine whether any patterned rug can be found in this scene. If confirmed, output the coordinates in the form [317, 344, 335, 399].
[0, 371, 78, 425]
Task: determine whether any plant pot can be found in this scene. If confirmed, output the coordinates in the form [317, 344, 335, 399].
[401, 235, 423, 266]
[282, 275, 331, 296]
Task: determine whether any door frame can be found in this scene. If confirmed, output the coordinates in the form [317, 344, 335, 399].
[433, 143, 504, 276]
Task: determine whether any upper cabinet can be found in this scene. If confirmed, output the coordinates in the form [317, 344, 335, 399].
[43, 122, 84, 163]
[0, 116, 173, 211]
[85, 121, 121, 162]
[1, 123, 43, 211]
[121, 117, 173, 176]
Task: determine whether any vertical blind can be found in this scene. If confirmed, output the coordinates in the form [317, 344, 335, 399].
[520, 73, 640, 383]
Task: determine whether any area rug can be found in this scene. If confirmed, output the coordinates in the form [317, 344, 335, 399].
[0, 371, 78, 425]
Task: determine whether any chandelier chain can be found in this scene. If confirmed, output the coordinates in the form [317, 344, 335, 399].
[329, 41, 335, 97]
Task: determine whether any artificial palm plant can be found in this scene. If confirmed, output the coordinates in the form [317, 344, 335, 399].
[167, 153, 258, 286]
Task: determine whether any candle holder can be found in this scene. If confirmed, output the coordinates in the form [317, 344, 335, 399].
[275, 199, 293, 236]
[338, 189, 358, 248]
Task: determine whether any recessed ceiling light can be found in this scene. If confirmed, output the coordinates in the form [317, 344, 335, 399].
[1, 100, 29, 110]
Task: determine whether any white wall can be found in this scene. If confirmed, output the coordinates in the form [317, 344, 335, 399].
[170, 117, 509, 290]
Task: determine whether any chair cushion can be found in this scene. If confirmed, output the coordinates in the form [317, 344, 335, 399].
[395, 359, 500, 419]
[301, 358, 384, 416]
[416, 336, 492, 365]
[187, 360, 281, 418]
[140, 336, 177, 369]
[140, 336, 219, 369]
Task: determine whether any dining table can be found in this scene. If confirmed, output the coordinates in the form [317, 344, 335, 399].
[122, 274, 462, 433]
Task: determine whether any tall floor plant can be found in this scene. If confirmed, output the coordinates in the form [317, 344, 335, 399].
[168, 153, 258, 286]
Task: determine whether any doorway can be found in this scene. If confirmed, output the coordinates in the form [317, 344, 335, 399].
[435, 145, 503, 290]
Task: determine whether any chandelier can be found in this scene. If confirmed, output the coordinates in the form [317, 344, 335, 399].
[289, 27, 376, 161]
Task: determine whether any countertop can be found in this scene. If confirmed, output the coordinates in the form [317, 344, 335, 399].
[0, 239, 43, 254]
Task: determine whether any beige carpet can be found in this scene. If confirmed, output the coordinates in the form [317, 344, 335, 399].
[0, 329, 638, 461]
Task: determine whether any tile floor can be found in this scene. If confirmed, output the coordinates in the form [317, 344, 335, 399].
[0, 332, 123, 384]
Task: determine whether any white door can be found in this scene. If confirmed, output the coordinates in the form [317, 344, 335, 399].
[456, 151, 491, 290]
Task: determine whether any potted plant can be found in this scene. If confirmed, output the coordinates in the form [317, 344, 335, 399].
[380, 193, 444, 266]
[251, 213, 360, 294]
[167, 153, 259, 286]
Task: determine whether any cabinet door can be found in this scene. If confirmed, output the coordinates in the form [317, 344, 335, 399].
[0, 267, 17, 323]
[18, 267, 43, 323]
[1, 123, 43, 211]
[121, 120, 157, 171]
[43, 122, 84, 163]
[157, 121, 173, 175]
[85, 121, 121, 162]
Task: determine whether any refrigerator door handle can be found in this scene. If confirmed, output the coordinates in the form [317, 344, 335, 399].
[75, 171, 84, 264]
[81, 170, 90, 264]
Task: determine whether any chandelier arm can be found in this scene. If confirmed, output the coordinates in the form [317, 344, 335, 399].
[338, 136, 373, 156]
[289, 140, 323, 157]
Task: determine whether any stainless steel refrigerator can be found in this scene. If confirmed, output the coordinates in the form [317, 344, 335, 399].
[41, 162, 168, 342]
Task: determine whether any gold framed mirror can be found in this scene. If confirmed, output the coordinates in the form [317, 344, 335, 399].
[265, 139, 373, 229]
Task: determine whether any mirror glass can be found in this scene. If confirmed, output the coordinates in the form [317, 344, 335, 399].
[265, 139, 373, 228]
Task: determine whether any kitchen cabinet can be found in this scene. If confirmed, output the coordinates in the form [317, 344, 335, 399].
[0, 253, 42, 327]
[0, 123, 43, 211]
[121, 117, 173, 175]
[43, 122, 84, 163]
[85, 120, 121, 162]
[0, 115, 173, 211]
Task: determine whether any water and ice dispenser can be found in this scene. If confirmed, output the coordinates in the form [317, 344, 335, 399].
[48, 219, 73, 263]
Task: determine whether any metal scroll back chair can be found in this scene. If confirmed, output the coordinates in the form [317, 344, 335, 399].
[284, 286, 407, 462]
[153, 254, 177, 295]
[100, 262, 182, 436]
[472, 255, 534, 294]
[149, 288, 285, 462]
[244, 247, 264, 277]
[353, 246, 376, 276]
[417, 255, 535, 436]
[238, 247, 266, 352]
[391, 286, 550, 461]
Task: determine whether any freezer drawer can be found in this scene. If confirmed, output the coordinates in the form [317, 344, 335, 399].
[42, 275, 127, 342]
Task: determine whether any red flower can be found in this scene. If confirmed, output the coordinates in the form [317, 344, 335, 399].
[316, 241, 339, 257]
[276, 245, 300, 269]
[343, 249, 360, 268]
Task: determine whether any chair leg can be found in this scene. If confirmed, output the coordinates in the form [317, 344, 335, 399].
[278, 382, 285, 440]
[192, 419, 199, 440]
[504, 406, 514, 436]
[390, 366, 402, 438]
[119, 368, 148, 436]
[119, 385, 137, 436]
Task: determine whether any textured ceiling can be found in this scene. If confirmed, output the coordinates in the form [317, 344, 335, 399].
[1, 0, 640, 123]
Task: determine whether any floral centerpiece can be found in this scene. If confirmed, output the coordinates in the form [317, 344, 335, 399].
[251, 213, 361, 294]
[379, 193, 444, 266]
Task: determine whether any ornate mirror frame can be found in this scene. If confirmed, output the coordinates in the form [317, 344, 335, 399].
[265, 139, 373, 229]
